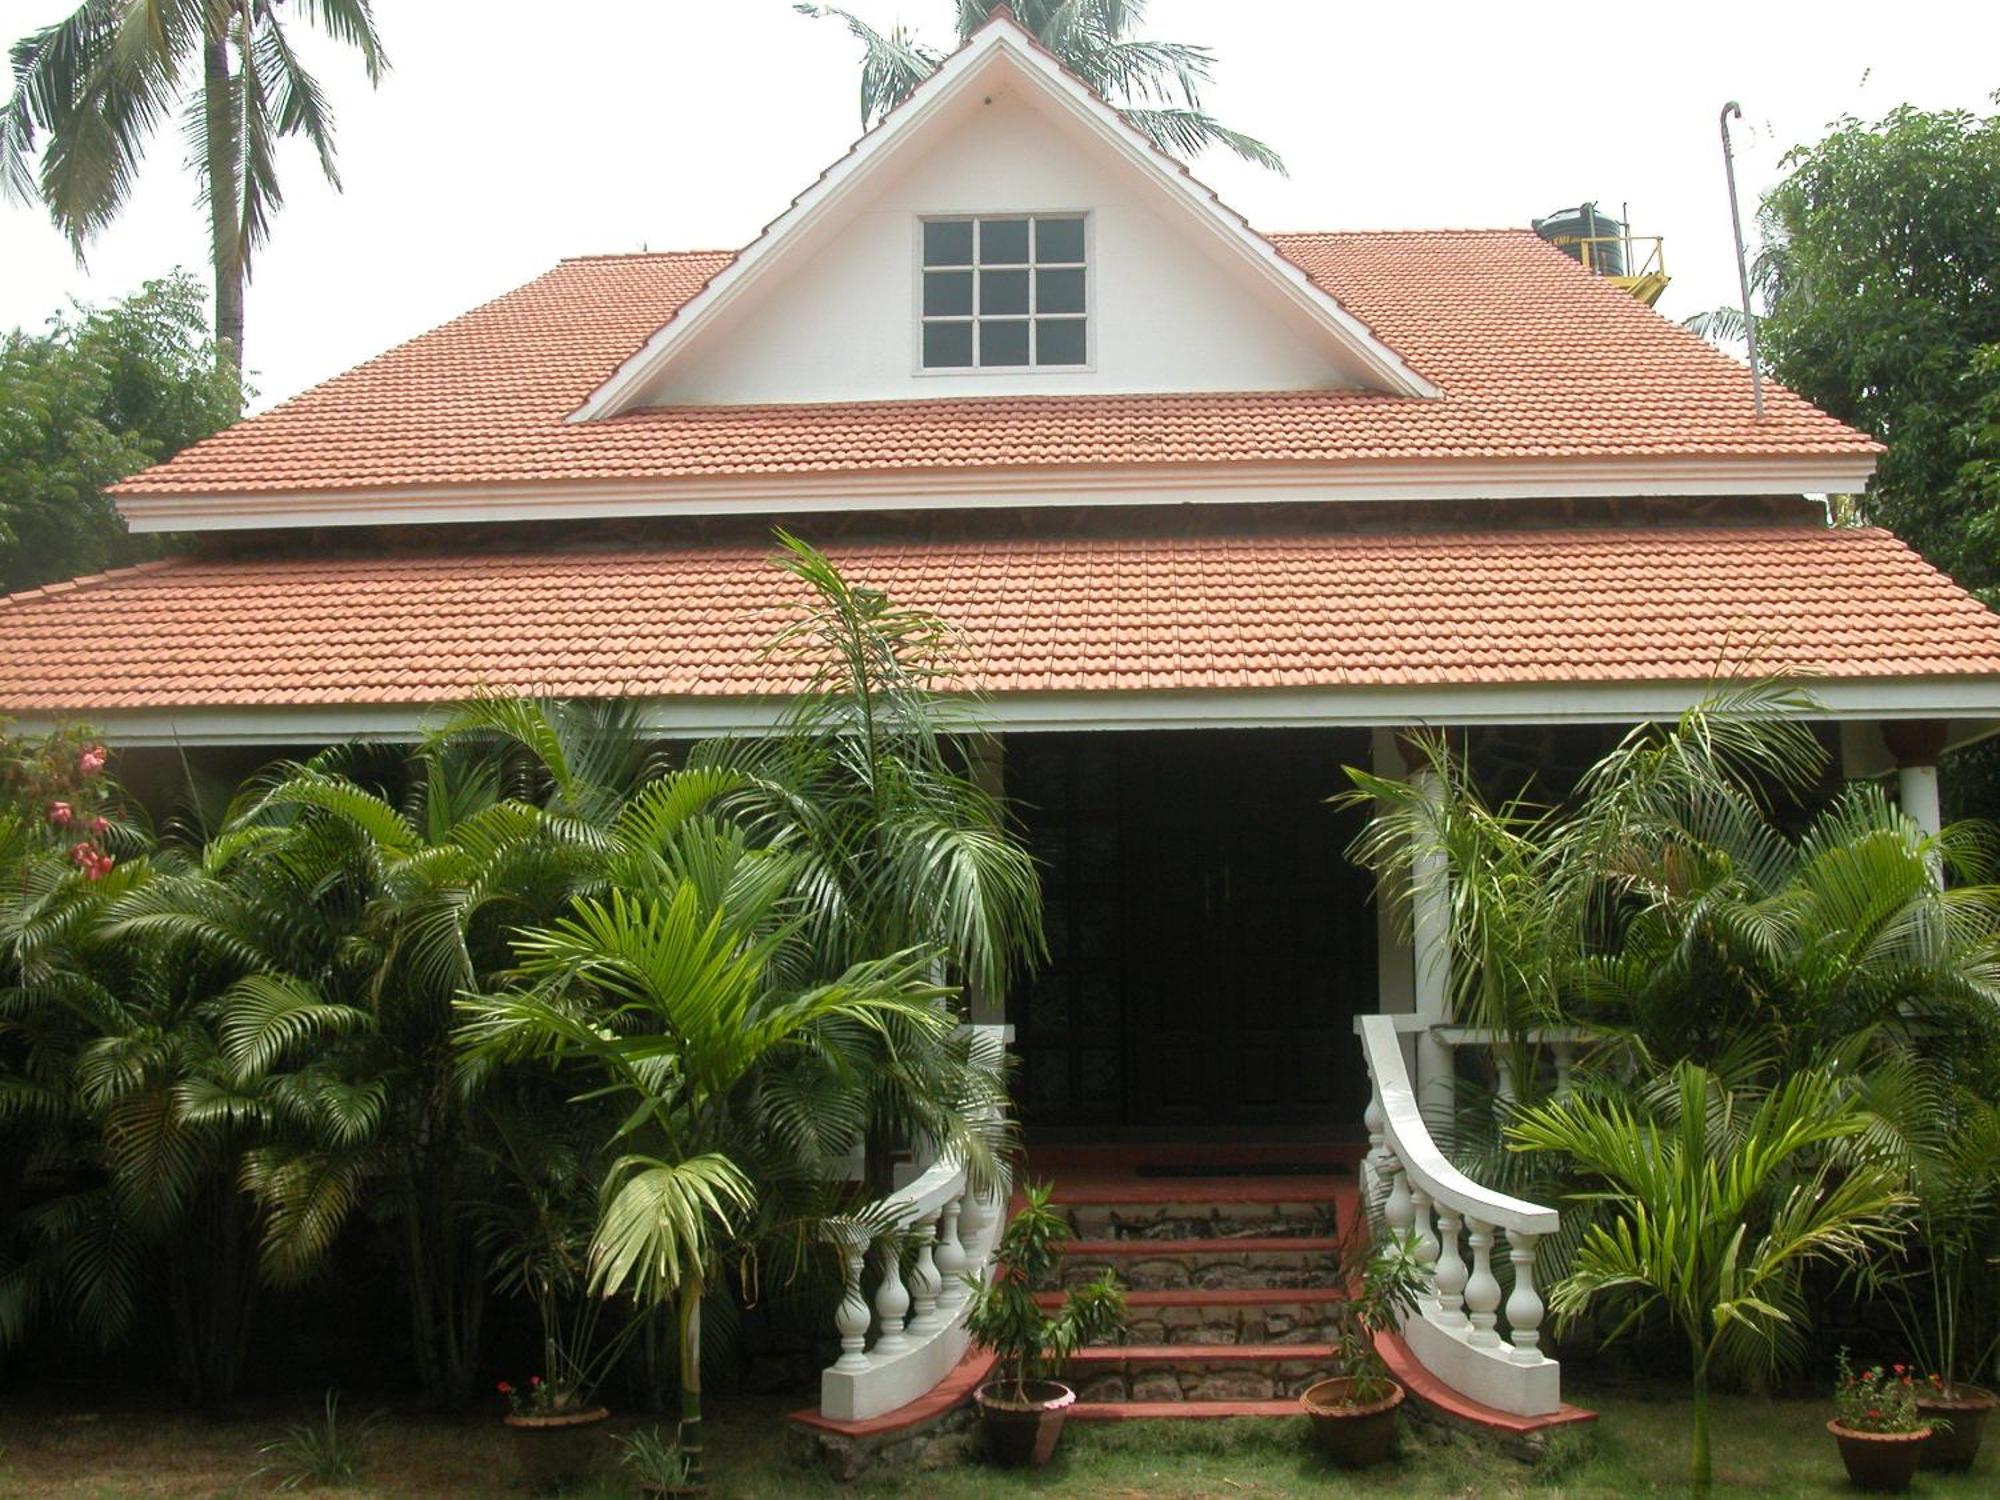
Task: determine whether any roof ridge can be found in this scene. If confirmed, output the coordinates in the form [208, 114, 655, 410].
[559, 248, 739, 264]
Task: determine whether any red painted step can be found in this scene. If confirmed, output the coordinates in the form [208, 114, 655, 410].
[1045, 1174, 1352, 1205]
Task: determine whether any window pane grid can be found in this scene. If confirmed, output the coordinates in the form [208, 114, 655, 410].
[921, 215, 1086, 368]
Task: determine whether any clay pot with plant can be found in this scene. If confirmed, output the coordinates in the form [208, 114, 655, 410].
[1299, 1226, 1426, 1468]
[964, 1182, 1126, 1468]
[1829, 1350, 1934, 1493]
[616, 1423, 701, 1497]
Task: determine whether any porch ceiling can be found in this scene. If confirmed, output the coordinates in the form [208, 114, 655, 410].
[4, 524, 2000, 742]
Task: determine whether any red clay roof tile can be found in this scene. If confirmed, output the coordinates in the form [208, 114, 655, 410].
[0, 525, 1990, 714]
[110, 232, 1875, 500]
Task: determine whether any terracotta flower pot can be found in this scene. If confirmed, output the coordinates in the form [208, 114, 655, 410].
[1300, 1375, 1405, 1469]
[975, 1379, 1077, 1467]
[503, 1406, 610, 1494]
[1827, 1420, 1932, 1493]
[1916, 1383, 1997, 1471]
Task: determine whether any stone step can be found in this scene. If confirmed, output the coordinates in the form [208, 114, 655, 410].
[1056, 1235, 1343, 1290]
[1068, 1399, 1304, 1422]
[1035, 1286, 1348, 1344]
[1063, 1342, 1341, 1404]
[1044, 1173, 1349, 1242]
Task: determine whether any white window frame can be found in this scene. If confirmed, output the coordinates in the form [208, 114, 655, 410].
[914, 212, 1093, 375]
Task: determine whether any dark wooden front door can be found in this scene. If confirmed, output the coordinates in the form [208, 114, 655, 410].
[1007, 729, 1376, 1134]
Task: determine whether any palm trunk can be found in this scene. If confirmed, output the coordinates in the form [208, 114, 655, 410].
[678, 1278, 705, 1485]
[1690, 1350, 1712, 1490]
[201, 35, 245, 397]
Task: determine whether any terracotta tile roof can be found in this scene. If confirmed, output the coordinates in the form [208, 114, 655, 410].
[112, 232, 1874, 499]
[1, 525, 1990, 713]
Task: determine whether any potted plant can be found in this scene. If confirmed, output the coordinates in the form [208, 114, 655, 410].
[616, 1423, 701, 1497]
[484, 1120, 635, 1494]
[964, 1182, 1125, 1468]
[1880, 1096, 1999, 1471]
[1829, 1351, 1934, 1493]
[1299, 1229, 1426, 1468]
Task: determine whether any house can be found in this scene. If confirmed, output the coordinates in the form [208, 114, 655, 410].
[3, 10, 1997, 1451]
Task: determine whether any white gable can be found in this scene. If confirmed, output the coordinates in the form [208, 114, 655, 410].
[575, 14, 1433, 419]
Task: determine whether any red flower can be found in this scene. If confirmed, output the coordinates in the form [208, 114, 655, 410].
[497, 1381, 513, 1395]
[1868, 1408, 1882, 1420]
[48, 800, 72, 826]
[530, 1375, 543, 1387]
[1893, 1364, 1907, 1376]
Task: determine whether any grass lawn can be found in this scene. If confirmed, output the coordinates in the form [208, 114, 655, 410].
[0, 1383, 1989, 1498]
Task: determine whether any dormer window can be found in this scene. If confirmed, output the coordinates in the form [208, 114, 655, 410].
[921, 215, 1088, 370]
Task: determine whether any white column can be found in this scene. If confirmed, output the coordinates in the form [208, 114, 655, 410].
[1383, 1152, 1414, 1241]
[1900, 762, 1942, 839]
[871, 1236, 911, 1357]
[1410, 753, 1457, 1123]
[1371, 728, 1417, 1019]
[959, 1182, 992, 1281]
[831, 1229, 872, 1374]
[1408, 1184, 1439, 1273]
[1362, 1088, 1390, 1228]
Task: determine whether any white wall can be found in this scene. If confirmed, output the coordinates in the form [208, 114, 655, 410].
[639, 83, 1358, 406]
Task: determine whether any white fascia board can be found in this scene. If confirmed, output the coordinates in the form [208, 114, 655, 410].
[112, 455, 1878, 533]
[40, 679, 2000, 748]
[567, 16, 1435, 423]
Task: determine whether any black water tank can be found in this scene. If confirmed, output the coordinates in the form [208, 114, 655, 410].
[1533, 203, 1625, 276]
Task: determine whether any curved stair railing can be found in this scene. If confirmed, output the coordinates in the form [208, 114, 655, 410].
[1358, 1013, 1563, 1418]
[816, 1024, 1009, 1423]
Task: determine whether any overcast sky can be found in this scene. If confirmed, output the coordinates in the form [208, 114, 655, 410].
[6, 0, 1997, 411]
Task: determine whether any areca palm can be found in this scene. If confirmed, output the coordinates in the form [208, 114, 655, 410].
[698, 533, 1042, 1195]
[798, 0, 1284, 171]
[456, 836, 989, 1484]
[1508, 1063, 1912, 1490]
[2, 0, 389, 379]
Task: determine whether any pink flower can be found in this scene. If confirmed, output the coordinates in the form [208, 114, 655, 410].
[77, 746, 106, 775]
[530, 1375, 542, 1388]
[497, 1381, 513, 1395]
[69, 841, 94, 867]
[89, 816, 110, 835]
[48, 800, 73, 826]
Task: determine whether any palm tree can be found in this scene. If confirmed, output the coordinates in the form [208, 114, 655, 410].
[698, 533, 1042, 1196]
[1508, 1063, 1912, 1491]
[1, 0, 389, 382]
[456, 824, 998, 1484]
[798, 0, 1283, 171]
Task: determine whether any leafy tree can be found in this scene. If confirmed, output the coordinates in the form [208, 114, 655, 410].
[798, 0, 1283, 171]
[1752, 101, 2000, 600]
[2, 0, 390, 380]
[0, 272, 236, 593]
[1509, 1064, 1911, 1491]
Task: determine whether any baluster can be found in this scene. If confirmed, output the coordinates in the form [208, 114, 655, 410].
[905, 1212, 943, 1336]
[1433, 1205, 1469, 1329]
[1407, 1184, 1439, 1274]
[1494, 1053, 1517, 1109]
[935, 1193, 968, 1309]
[959, 1183, 991, 1282]
[1362, 1090, 1389, 1226]
[1382, 1151, 1414, 1243]
[831, 1228, 872, 1374]
[1463, 1217, 1502, 1347]
[1506, 1231, 1546, 1364]
[1552, 1041, 1576, 1094]
[871, 1233, 912, 1357]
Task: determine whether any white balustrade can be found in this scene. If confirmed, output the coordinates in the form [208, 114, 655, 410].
[816, 1024, 1010, 1424]
[1357, 1013, 1565, 1418]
